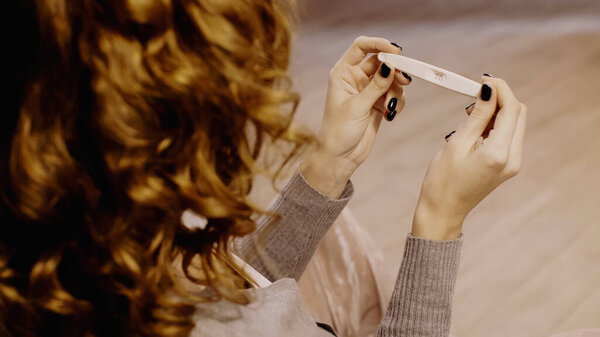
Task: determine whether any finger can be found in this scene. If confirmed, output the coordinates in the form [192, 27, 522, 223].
[359, 54, 380, 76]
[358, 55, 412, 86]
[465, 101, 495, 138]
[394, 70, 412, 86]
[341, 36, 401, 66]
[491, 77, 518, 109]
[455, 80, 498, 145]
[382, 83, 406, 121]
[465, 102, 476, 115]
[372, 94, 386, 114]
[486, 78, 522, 148]
[444, 130, 456, 142]
[369, 106, 385, 134]
[482, 116, 496, 138]
[504, 103, 528, 175]
[446, 120, 467, 144]
[355, 62, 395, 111]
[359, 50, 407, 78]
[385, 94, 405, 122]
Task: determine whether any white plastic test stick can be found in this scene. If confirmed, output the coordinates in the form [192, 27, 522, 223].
[378, 53, 481, 98]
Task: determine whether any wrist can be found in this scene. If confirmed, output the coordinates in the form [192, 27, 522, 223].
[300, 150, 356, 199]
[412, 200, 464, 241]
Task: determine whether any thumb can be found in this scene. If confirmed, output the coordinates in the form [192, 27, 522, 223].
[356, 62, 395, 111]
[460, 81, 498, 143]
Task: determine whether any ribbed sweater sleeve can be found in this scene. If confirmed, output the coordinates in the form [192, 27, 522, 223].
[236, 171, 353, 282]
[377, 234, 463, 337]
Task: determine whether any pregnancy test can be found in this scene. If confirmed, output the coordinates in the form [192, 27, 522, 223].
[378, 53, 481, 98]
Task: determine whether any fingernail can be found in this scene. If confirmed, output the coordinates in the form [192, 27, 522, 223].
[381, 63, 391, 78]
[401, 72, 412, 81]
[465, 102, 475, 110]
[483, 73, 493, 77]
[391, 42, 402, 50]
[387, 97, 398, 111]
[386, 110, 397, 121]
[481, 84, 492, 101]
[444, 130, 456, 140]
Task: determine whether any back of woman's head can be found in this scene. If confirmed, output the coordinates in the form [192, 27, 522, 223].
[1, 0, 307, 335]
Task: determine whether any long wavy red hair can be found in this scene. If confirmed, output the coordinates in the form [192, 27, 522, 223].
[1, 0, 310, 336]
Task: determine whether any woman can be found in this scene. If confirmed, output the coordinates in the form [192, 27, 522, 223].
[1, 0, 526, 336]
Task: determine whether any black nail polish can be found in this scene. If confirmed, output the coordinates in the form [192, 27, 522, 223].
[483, 73, 493, 77]
[387, 97, 398, 111]
[481, 84, 492, 101]
[316, 322, 337, 336]
[465, 102, 475, 110]
[402, 72, 412, 81]
[444, 130, 456, 140]
[386, 110, 397, 121]
[381, 63, 391, 78]
[391, 42, 402, 50]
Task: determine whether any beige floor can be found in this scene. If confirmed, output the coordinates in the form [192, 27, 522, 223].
[253, 1, 600, 336]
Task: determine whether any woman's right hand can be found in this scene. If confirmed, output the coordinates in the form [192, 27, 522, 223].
[412, 77, 528, 240]
[302, 36, 410, 198]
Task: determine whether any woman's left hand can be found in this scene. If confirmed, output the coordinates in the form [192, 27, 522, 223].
[302, 36, 411, 198]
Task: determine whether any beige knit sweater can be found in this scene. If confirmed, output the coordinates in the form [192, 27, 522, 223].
[191, 172, 462, 337]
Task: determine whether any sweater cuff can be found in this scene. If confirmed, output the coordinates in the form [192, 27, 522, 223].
[292, 168, 354, 210]
[377, 234, 463, 337]
[261, 169, 354, 255]
[237, 171, 353, 281]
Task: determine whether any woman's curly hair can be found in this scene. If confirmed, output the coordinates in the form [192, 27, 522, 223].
[1, 0, 310, 336]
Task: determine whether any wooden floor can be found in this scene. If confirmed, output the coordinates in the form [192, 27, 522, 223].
[254, 1, 600, 336]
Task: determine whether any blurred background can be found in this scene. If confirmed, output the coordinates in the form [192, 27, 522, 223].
[260, 0, 600, 336]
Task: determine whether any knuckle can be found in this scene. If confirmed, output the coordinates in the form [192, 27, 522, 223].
[484, 149, 508, 169]
[509, 101, 521, 113]
[504, 163, 521, 178]
[520, 103, 528, 114]
[328, 72, 337, 85]
[494, 77, 507, 87]
[471, 106, 492, 119]
[370, 77, 387, 92]
[397, 94, 407, 110]
[328, 64, 343, 80]
[394, 85, 404, 95]
[445, 140, 459, 152]
[354, 35, 367, 44]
